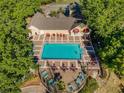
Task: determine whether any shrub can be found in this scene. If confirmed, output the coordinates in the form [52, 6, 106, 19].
[79, 77, 98, 93]
[49, 10, 58, 17]
[56, 80, 66, 91]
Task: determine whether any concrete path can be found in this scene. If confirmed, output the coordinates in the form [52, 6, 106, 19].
[95, 72, 122, 93]
[21, 85, 46, 93]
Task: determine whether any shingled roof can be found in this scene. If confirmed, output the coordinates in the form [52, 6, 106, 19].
[29, 12, 76, 30]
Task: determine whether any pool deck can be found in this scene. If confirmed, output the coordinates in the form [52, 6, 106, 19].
[32, 34, 100, 70]
[31, 34, 100, 93]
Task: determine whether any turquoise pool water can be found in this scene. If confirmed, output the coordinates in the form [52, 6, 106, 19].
[41, 43, 83, 60]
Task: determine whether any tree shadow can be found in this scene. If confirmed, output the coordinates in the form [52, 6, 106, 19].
[33, 56, 39, 63]
[64, 2, 83, 20]
[71, 2, 83, 19]
[64, 5, 70, 16]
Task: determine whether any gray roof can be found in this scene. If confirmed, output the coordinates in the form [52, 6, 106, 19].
[29, 12, 76, 30]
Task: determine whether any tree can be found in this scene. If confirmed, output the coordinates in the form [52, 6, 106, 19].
[0, 0, 53, 92]
[80, 0, 124, 76]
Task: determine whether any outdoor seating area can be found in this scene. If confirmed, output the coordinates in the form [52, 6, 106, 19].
[40, 70, 51, 81]
[39, 60, 80, 71]
[39, 66, 86, 93]
[32, 31, 100, 92]
[32, 33, 88, 42]
[39, 69, 57, 91]
[67, 71, 86, 93]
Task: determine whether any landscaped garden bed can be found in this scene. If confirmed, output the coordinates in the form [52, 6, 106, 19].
[79, 77, 98, 93]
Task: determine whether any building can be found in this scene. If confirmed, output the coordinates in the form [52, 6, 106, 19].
[28, 12, 77, 36]
[28, 12, 100, 93]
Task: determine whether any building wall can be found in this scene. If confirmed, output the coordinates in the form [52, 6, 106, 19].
[43, 30, 69, 35]
[28, 26, 44, 35]
[28, 25, 69, 35]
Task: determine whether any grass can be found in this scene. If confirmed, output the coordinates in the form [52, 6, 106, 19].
[79, 77, 99, 93]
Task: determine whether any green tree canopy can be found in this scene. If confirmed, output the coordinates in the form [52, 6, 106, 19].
[0, 0, 54, 93]
[80, 0, 124, 76]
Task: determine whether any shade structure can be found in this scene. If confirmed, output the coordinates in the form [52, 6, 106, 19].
[82, 26, 89, 33]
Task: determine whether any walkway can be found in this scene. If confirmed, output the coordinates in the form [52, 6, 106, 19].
[95, 72, 122, 93]
[21, 85, 46, 93]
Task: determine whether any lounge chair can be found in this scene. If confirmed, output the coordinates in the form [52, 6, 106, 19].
[75, 72, 85, 86]
[79, 72, 85, 80]
[40, 70, 48, 79]
[75, 77, 82, 86]
[67, 84, 76, 92]
[47, 79, 55, 86]
[67, 84, 73, 92]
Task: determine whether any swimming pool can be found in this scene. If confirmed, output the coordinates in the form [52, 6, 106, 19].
[41, 43, 83, 60]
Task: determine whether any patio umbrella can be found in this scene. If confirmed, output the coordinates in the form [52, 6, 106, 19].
[46, 33, 50, 37]
[73, 28, 79, 33]
[57, 33, 59, 37]
[60, 33, 62, 37]
[82, 26, 89, 33]
[52, 33, 55, 36]
[63, 34, 65, 37]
